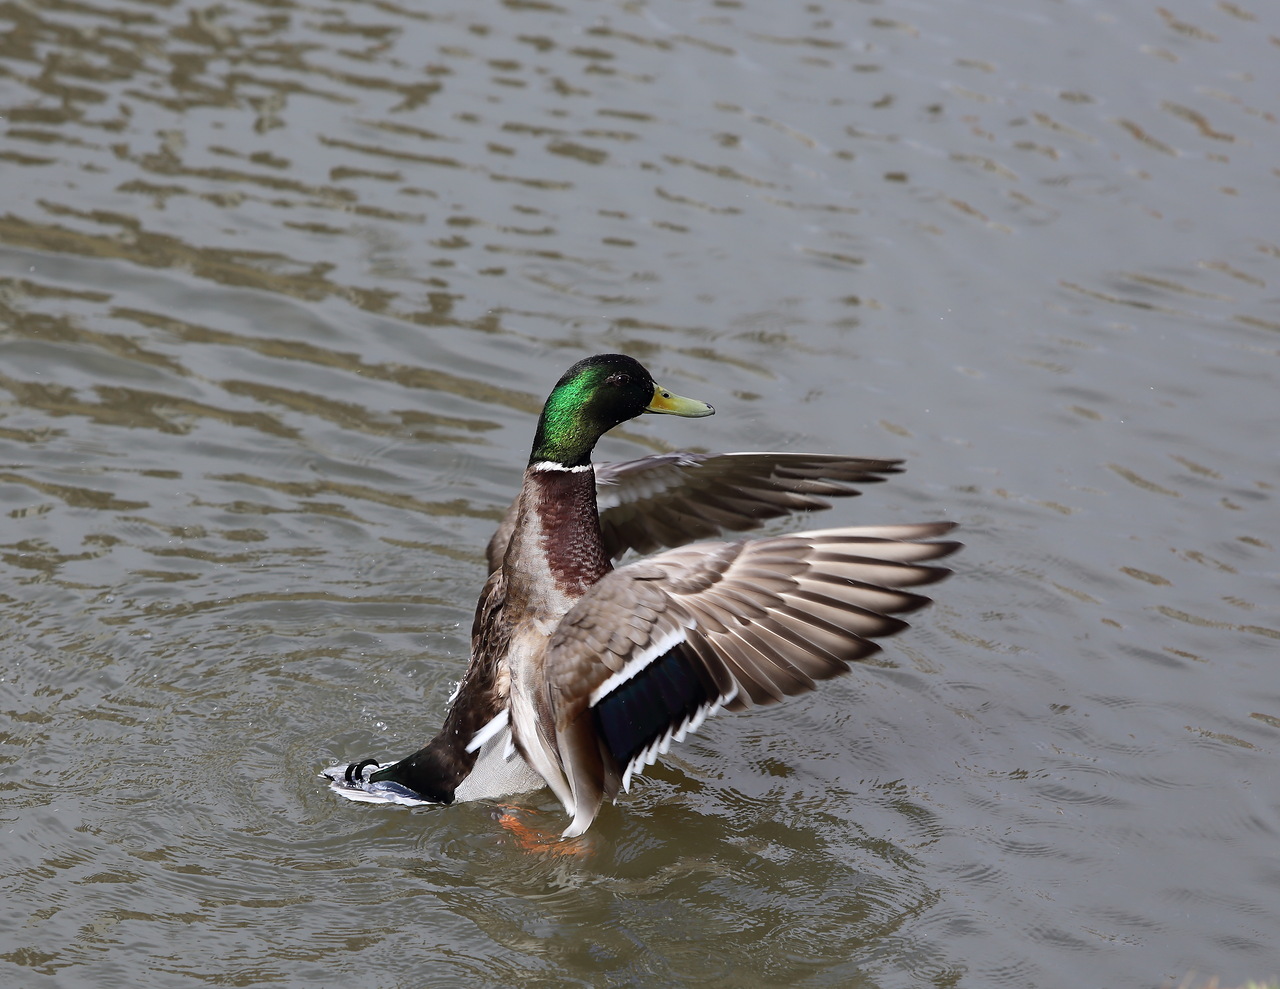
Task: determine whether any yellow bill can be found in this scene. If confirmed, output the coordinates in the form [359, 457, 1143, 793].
[645, 383, 715, 417]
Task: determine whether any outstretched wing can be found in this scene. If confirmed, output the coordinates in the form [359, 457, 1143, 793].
[486, 452, 903, 572]
[524, 521, 960, 837]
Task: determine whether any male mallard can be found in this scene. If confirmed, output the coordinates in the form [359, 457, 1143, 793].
[326, 354, 959, 837]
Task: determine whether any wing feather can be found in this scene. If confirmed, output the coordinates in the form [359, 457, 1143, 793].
[486, 452, 905, 571]
[527, 521, 959, 835]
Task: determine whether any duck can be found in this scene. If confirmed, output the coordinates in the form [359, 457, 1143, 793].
[325, 353, 959, 837]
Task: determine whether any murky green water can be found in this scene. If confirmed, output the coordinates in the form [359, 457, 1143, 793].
[2, 1, 1277, 986]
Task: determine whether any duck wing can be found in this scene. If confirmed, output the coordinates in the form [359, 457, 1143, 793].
[521, 521, 960, 837]
[486, 452, 903, 572]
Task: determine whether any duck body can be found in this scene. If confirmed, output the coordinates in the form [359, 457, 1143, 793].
[326, 354, 959, 837]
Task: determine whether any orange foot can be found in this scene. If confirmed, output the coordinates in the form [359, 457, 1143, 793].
[493, 804, 595, 857]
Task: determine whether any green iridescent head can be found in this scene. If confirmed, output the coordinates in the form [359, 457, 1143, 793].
[529, 354, 714, 467]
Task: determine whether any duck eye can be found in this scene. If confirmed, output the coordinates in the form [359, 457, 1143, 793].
[605, 372, 631, 387]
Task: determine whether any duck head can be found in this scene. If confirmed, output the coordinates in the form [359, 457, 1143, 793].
[529, 354, 714, 468]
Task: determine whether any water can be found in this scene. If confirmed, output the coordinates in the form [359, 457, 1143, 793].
[2, 1, 1278, 986]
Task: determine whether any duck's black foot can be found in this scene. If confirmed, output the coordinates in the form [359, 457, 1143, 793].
[345, 758, 380, 784]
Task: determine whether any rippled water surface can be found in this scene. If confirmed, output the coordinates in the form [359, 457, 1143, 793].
[2, 1, 1278, 986]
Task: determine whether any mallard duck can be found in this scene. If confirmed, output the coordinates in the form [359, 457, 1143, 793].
[326, 354, 959, 837]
